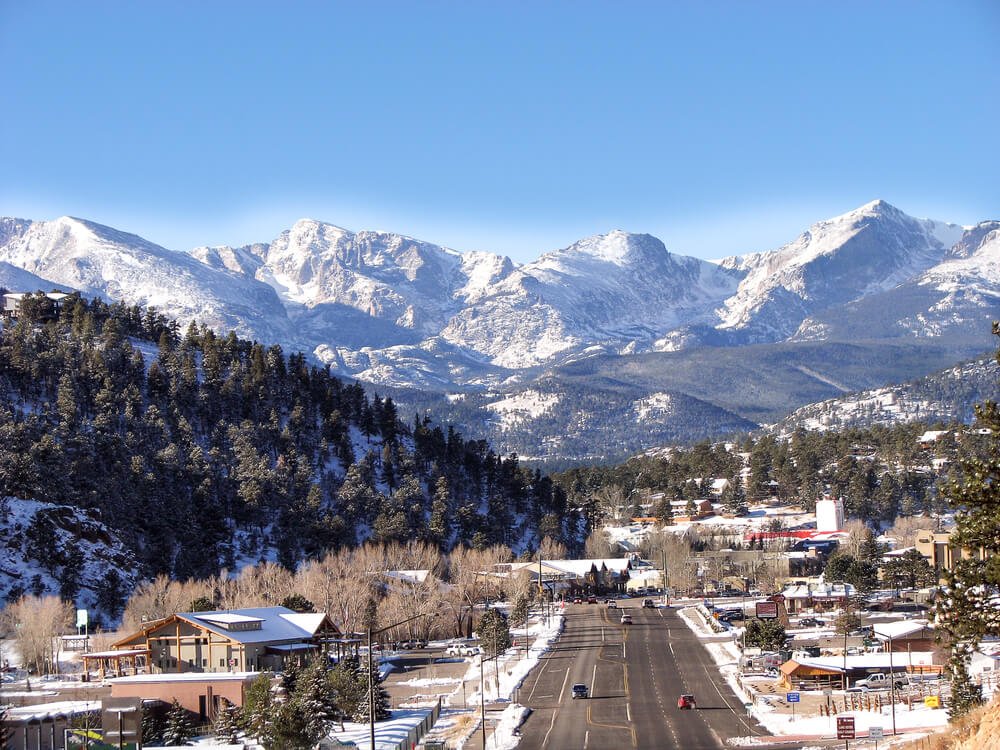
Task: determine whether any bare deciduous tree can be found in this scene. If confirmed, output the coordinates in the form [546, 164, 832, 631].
[1, 595, 73, 675]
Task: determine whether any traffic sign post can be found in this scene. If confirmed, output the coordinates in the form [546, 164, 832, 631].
[837, 716, 855, 749]
[870, 725, 883, 750]
[786, 691, 800, 721]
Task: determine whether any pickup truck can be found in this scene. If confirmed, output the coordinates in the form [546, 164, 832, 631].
[445, 643, 481, 657]
[853, 673, 909, 690]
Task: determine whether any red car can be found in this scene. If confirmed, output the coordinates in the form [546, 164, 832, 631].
[677, 694, 696, 709]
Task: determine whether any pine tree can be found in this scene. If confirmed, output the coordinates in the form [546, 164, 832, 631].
[328, 657, 365, 729]
[946, 642, 984, 718]
[212, 698, 241, 744]
[161, 699, 193, 746]
[241, 673, 276, 744]
[935, 327, 1000, 720]
[476, 607, 512, 657]
[292, 657, 339, 745]
[353, 660, 390, 723]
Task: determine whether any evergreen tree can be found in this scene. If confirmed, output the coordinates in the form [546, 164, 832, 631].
[946, 642, 984, 719]
[141, 704, 165, 747]
[476, 607, 512, 657]
[743, 618, 786, 651]
[292, 657, 339, 745]
[353, 660, 390, 723]
[212, 699, 241, 744]
[161, 699, 193, 746]
[240, 673, 276, 744]
[328, 657, 366, 729]
[935, 327, 1000, 720]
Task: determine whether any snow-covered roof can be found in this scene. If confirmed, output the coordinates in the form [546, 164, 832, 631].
[543, 558, 633, 577]
[173, 606, 333, 645]
[278, 612, 328, 635]
[6, 701, 101, 721]
[195, 613, 264, 626]
[383, 569, 431, 584]
[110, 671, 259, 683]
[872, 620, 933, 640]
[802, 652, 936, 670]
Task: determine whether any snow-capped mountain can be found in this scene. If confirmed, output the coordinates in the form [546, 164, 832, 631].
[0, 216, 291, 344]
[0, 200, 997, 460]
[441, 231, 742, 368]
[715, 200, 965, 343]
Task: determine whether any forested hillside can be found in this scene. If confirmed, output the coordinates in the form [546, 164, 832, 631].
[554, 423, 973, 529]
[0, 292, 581, 614]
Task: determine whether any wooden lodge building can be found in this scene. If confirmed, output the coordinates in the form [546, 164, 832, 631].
[88, 606, 340, 680]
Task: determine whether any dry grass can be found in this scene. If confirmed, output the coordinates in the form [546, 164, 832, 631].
[441, 713, 477, 743]
[897, 696, 1000, 750]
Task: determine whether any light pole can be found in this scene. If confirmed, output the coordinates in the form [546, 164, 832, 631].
[366, 610, 438, 750]
[479, 651, 502, 750]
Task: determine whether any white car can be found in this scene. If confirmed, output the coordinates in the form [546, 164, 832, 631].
[445, 643, 481, 657]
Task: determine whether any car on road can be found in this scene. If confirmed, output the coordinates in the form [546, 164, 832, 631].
[572, 683, 589, 699]
[606, 600, 618, 608]
[400, 638, 428, 649]
[620, 614, 633, 624]
[445, 643, 481, 657]
[587, 595, 598, 604]
[798, 617, 825, 628]
[642, 598, 655, 609]
[677, 694, 696, 709]
[572, 597, 583, 604]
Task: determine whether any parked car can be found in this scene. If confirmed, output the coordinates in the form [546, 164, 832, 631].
[572, 597, 584, 604]
[642, 598, 655, 609]
[620, 614, 633, 625]
[572, 683, 589, 699]
[854, 673, 909, 690]
[400, 638, 428, 649]
[798, 617, 825, 627]
[445, 643, 481, 657]
[677, 694, 696, 709]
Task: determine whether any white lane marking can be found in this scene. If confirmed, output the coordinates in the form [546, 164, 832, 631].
[627, 702, 632, 722]
[585, 730, 590, 749]
[542, 666, 570, 749]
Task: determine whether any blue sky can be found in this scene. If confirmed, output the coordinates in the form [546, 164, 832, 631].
[1, 1, 997, 263]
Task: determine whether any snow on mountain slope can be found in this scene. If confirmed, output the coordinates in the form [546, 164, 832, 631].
[441, 231, 742, 367]
[716, 200, 962, 342]
[0, 216, 290, 342]
[791, 222, 1000, 342]
[0, 261, 66, 294]
[207, 219, 516, 337]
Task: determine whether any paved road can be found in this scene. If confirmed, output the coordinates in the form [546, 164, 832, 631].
[517, 600, 777, 750]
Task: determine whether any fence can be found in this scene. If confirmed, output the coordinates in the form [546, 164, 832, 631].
[393, 697, 442, 750]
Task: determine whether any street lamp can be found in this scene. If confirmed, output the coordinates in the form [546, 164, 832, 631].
[479, 651, 502, 750]
[366, 610, 439, 750]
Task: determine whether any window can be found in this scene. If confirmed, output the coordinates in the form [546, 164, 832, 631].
[202, 659, 207, 667]
[219, 658, 225, 667]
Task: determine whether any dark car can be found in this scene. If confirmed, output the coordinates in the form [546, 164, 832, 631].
[587, 595, 598, 604]
[677, 694, 696, 709]
[572, 683, 589, 699]
[798, 617, 825, 628]
[642, 598, 655, 609]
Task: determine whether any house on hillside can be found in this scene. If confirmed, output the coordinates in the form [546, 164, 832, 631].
[102, 606, 340, 677]
[2, 290, 70, 319]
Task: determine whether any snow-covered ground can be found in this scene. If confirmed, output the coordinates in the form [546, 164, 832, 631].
[675, 605, 951, 747]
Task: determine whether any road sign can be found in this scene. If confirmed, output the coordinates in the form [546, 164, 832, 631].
[869, 726, 883, 739]
[755, 601, 778, 619]
[786, 692, 800, 703]
[837, 716, 856, 740]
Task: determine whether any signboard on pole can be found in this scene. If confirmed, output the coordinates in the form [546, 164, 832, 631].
[755, 601, 778, 619]
[837, 716, 856, 739]
[786, 692, 800, 703]
[869, 726, 883, 739]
